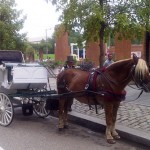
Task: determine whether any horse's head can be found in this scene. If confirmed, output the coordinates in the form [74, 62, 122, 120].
[132, 54, 150, 92]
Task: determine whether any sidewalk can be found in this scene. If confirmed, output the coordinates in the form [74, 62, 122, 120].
[69, 100, 150, 147]
[49, 78, 150, 146]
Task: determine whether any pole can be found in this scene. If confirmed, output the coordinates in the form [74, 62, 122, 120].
[46, 28, 51, 55]
[46, 29, 48, 54]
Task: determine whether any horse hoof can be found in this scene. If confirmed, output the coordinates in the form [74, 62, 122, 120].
[113, 135, 120, 140]
[64, 125, 69, 129]
[107, 139, 116, 144]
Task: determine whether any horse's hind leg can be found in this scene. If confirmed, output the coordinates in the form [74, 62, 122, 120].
[111, 102, 120, 140]
[63, 98, 73, 129]
[58, 98, 65, 130]
[104, 102, 116, 144]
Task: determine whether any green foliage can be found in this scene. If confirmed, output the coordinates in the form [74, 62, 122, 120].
[43, 54, 55, 60]
[131, 38, 142, 45]
[34, 53, 55, 60]
[49, 0, 150, 65]
[24, 43, 34, 54]
[0, 0, 26, 50]
[132, 0, 150, 31]
[50, 0, 143, 43]
[30, 37, 55, 54]
[41, 60, 62, 69]
[78, 59, 95, 71]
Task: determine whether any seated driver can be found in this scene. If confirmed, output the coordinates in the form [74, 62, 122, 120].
[60, 56, 75, 72]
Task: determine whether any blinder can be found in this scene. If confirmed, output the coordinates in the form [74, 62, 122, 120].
[131, 62, 150, 93]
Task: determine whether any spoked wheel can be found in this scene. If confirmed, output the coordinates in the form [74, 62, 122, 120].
[33, 89, 50, 118]
[0, 93, 14, 126]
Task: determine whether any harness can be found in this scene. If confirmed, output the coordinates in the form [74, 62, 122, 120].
[84, 63, 147, 109]
[85, 68, 126, 98]
[84, 68, 126, 113]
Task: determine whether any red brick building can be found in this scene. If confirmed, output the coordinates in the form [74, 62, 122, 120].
[55, 32, 70, 62]
[55, 32, 144, 66]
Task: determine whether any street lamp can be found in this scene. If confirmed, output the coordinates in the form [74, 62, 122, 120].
[45, 28, 51, 55]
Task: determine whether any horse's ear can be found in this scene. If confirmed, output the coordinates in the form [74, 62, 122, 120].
[132, 53, 139, 65]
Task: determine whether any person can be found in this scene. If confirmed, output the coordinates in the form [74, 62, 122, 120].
[60, 56, 75, 72]
[60, 56, 75, 111]
[0, 61, 5, 71]
[103, 53, 114, 67]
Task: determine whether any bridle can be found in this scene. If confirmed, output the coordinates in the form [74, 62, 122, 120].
[130, 65, 150, 93]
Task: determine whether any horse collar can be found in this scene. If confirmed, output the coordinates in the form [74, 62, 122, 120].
[85, 71, 98, 91]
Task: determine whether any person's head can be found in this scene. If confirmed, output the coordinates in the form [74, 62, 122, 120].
[66, 60, 74, 67]
[66, 56, 75, 67]
[107, 53, 113, 61]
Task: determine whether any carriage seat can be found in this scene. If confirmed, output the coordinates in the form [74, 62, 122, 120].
[0, 50, 24, 83]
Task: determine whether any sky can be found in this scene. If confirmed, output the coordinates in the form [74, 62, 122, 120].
[15, 0, 61, 41]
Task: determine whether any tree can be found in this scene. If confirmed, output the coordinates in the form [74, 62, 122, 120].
[49, 0, 142, 66]
[132, 0, 150, 64]
[24, 42, 35, 62]
[0, 0, 26, 50]
[31, 39, 52, 54]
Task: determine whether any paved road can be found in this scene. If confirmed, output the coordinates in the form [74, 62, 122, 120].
[0, 109, 149, 150]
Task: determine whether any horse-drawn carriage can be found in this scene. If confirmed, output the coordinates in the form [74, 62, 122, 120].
[0, 50, 58, 126]
[0, 50, 150, 144]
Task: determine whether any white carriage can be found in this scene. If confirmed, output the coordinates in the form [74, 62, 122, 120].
[0, 50, 56, 126]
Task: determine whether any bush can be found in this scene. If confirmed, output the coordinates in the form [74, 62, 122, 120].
[78, 59, 95, 71]
[41, 60, 62, 69]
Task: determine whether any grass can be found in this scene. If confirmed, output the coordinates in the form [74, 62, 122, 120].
[34, 53, 55, 60]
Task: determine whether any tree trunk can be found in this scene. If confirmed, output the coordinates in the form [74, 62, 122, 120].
[99, 24, 105, 67]
[145, 31, 150, 65]
[99, 0, 105, 67]
[39, 50, 44, 62]
[145, 1, 150, 65]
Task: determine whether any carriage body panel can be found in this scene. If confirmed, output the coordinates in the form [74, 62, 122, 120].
[0, 50, 52, 126]
[1, 63, 48, 90]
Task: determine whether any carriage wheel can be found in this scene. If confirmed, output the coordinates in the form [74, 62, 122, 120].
[0, 93, 14, 126]
[33, 89, 50, 118]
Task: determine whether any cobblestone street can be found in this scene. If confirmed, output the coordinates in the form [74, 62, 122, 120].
[72, 100, 150, 133]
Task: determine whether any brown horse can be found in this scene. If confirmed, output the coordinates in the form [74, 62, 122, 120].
[56, 54, 150, 144]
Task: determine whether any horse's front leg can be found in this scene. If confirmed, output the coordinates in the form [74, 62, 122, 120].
[111, 102, 120, 140]
[104, 102, 116, 144]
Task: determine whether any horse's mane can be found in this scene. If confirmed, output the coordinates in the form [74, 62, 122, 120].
[107, 58, 132, 70]
[108, 58, 148, 80]
[135, 58, 148, 79]
[111, 58, 131, 65]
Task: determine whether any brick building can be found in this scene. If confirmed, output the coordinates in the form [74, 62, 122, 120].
[55, 32, 144, 66]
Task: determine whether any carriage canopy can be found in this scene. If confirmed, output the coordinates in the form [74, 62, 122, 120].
[0, 50, 24, 63]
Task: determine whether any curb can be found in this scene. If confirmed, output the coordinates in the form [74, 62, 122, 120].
[68, 111, 150, 147]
